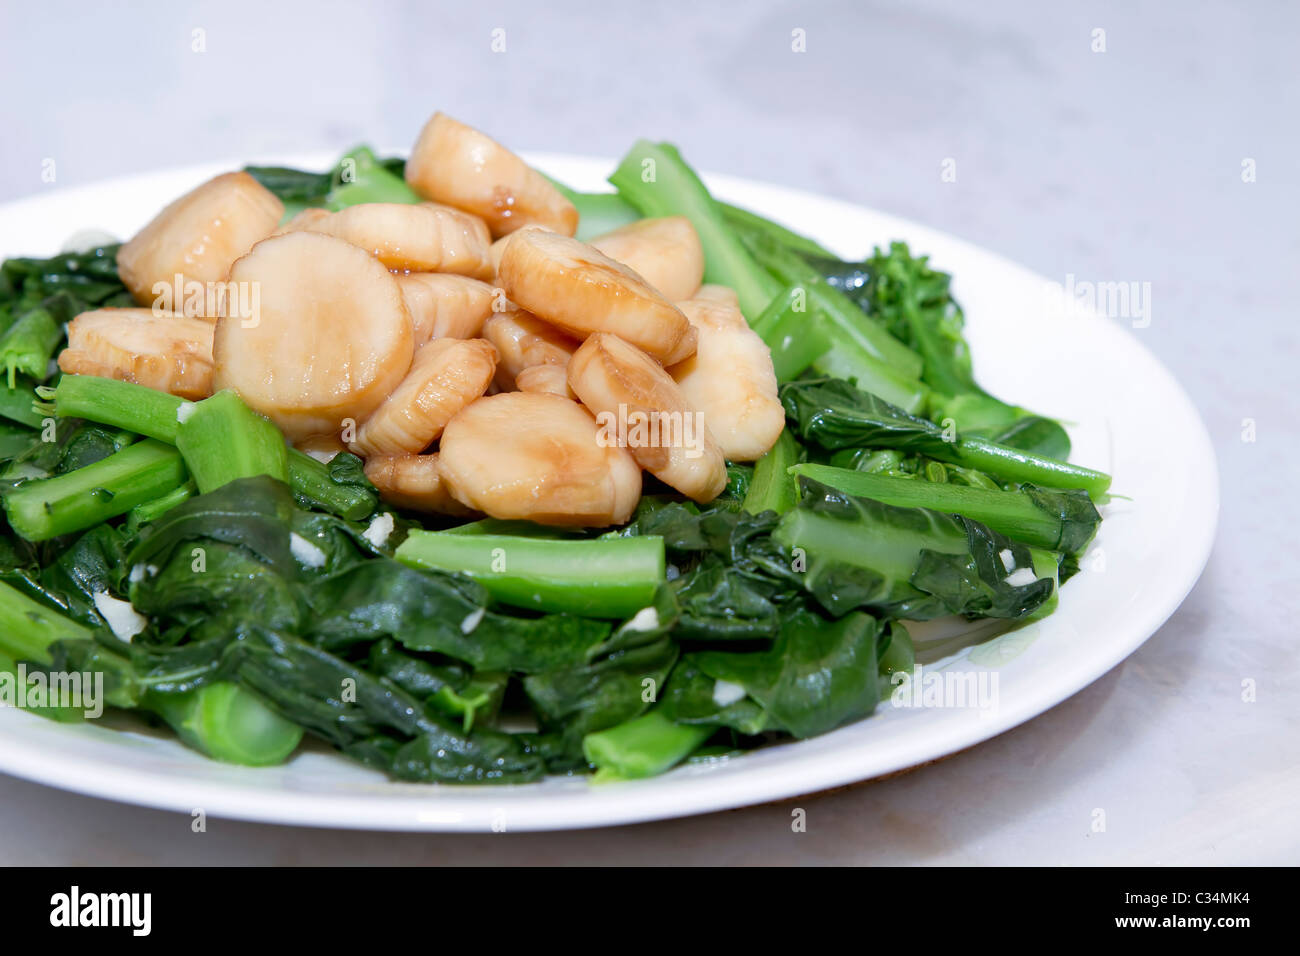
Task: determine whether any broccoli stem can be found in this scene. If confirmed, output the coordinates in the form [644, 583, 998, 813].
[285, 448, 376, 521]
[395, 531, 665, 618]
[745, 234, 924, 380]
[43, 373, 186, 441]
[124, 480, 196, 530]
[144, 683, 303, 766]
[789, 463, 1095, 550]
[814, 341, 930, 414]
[609, 140, 782, 321]
[175, 390, 288, 493]
[0, 579, 94, 664]
[778, 502, 968, 586]
[2, 439, 187, 541]
[47, 375, 371, 516]
[751, 285, 832, 381]
[949, 436, 1111, 498]
[583, 709, 712, 780]
[326, 146, 421, 208]
[743, 429, 800, 515]
[0, 580, 139, 710]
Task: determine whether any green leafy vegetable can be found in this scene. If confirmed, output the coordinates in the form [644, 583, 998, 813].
[782, 377, 1111, 497]
[395, 530, 664, 618]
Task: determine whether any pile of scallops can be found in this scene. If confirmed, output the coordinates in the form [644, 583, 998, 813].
[57, 113, 785, 527]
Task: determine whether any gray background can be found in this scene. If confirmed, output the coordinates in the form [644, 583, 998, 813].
[0, 0, 1295, 864]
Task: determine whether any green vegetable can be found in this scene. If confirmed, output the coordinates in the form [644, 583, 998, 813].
[244, 165, 333, 207]
[0, 299, 66, 388]
[233, 627, 544, 783]
[175, 390, 289, 493]
[285, 448, 377, 521]
[42, 375, 377, 520]
[775, 478, 1056, 620]
[782, 378, 1111, 497]
[751, 284, 832, 381]
[567, 192, 644, 240]
[0, 379, 44, 428]
[788, 463, 1101, 552]
[743, 429, 800, 515]
[2, 439, 188, 542]
[144, 682, 303, 766]
[744, 233, 924, 380]
[609, 140, 781, 320]
[0, 579, 139, 711]
[124, 481, 196, 531]
[719, 200, 836, 259]
[326, 146, 421, 209]
[395, 531, 664, 619]
[689, 606, 883, 738]
[40, 373, 186, 442]
[810, 242, 1072, 456]
[582, 709, 712, 780]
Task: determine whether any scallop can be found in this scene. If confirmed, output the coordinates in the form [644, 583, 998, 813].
[671, 288, 784, 461]
[363, 453, 474, 515]
[497, 229, 696, 365]
[58, 308, 216, 399]
[590, 216, 704, 302]
[116, 171, 283, 308]
[437, 392, 641, 527]
[481, 310, 580, 390]
[514, 363, 575, 399]
[405, 112, 577, 237]
[396, 273, 500, 344]
[567, 332, 726, 503]
[211, 231, 414, 441]
[351, 337, 498, 457]
[299, 202, 493, 277]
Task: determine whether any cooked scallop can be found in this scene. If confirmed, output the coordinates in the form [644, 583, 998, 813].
[212, 232, 414, 441]
[481, 310, 579, 390]
[405, 112, 577, 237]
[299, 202, 493, 277]
[363, 453, 473, 515]
[272, 206, 331, 236]
[438, 392, 641, 526]
[489, 225, 550, 277]
[116, 171, 283, 308]
[396, 273, 499, 344]
[58, 308, 216, 399]
[567, 332, 726, 503]
[691, 284, 739, 307]
[514, 363, 575, 399]
[351, 337, 497, 457]
[590, 217, 704, 302]
[671, 288, 784, 461]
[497, 230, 696, 365]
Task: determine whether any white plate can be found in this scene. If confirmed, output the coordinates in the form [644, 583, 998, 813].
[0, 153, 1218, 831]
